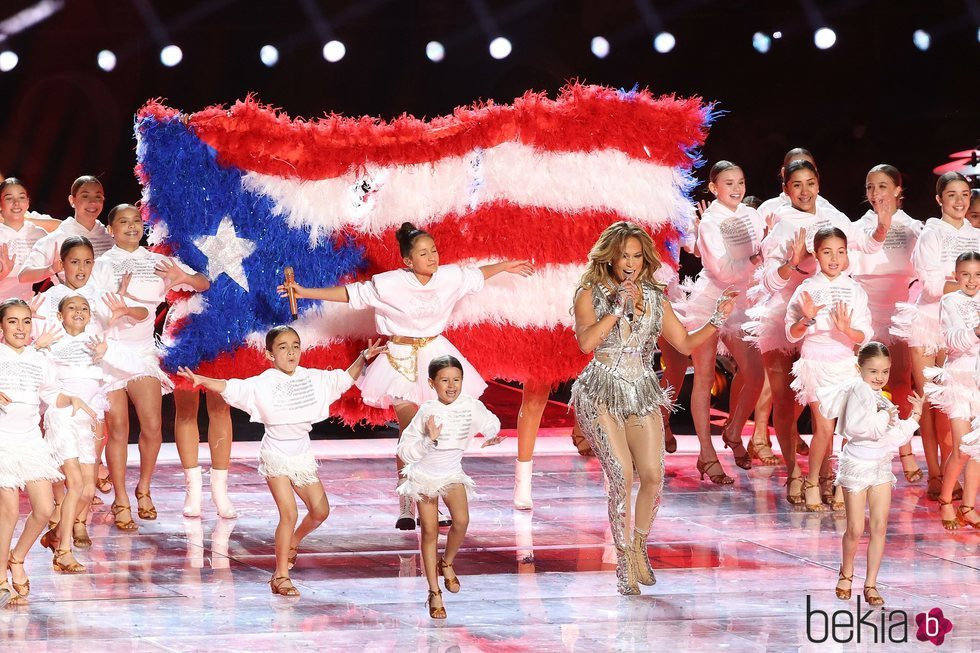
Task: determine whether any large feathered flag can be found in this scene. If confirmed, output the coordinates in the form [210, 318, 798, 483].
[135, 83, 712, 424]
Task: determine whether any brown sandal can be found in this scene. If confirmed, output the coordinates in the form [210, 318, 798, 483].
[426, 589, 447, 619]
[53, 549, 85, 574]
[803, 479, 828, 512]
[926, 475, 944, 501]
[722, 430, 751, 470]
[73, 519, 92, 548]
[287, 546, 298, 570]
[835, 567, 853, 600]
[958, 505, 980, 529]
[135, 489, 157, 520]
[900, 452, 923, 483]
[570, 430, 595, 457]
[438, 558, 460, 593]
[270, 576, 300, 597]
[696, 458, 733, 485]
[785, 475, 804, 505]
[938, 498, 959, 530]
[748, 437, 779, 466]
[7, 557, 29, 597]
[863, 585, 884, 607]
[111, 502, 139, 532]
[96, 475, 112, 494]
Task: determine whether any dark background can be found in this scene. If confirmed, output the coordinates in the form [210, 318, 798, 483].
[0, 0, 976, 439]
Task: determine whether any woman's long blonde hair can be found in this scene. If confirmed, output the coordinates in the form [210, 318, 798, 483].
[577, 221, 664, 291]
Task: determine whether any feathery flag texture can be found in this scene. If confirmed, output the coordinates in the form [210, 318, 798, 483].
[136, 83, 711, 424]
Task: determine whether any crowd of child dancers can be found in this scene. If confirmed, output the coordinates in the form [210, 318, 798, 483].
[0, 151, 978, 617]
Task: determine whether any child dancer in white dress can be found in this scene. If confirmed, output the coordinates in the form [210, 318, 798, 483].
[179, 327, 385, 598]
[92, 204, 210, 529]
[0, 178, 48, 301]
[891, 173, 980, 500]
[396, 355, 502, 619]
[925, 252, 980, 529]
[281, 222, 531, 528]
[849, 165, 923, 484]
[37, 293, 140, 568]
[0, 299, 94, 606]
[677, 161, 765, 483]
[746, 161, 886, 504]
[786, 227, 873, 511]
[818, 342, 923, 608]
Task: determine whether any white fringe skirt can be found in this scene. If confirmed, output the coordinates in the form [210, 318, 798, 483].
[959, 417, 980, 463]
[257, 441, 320, 487]
[356, 335, 486, 409]
[835, 449, 896, 493]
[890, 301, 944, 354]
[397, 466, 475, 500]
[103, 341, 175, 395]
[791, 354, 859, 406]
[0, 431, 65, 489]
[43, 406, 101, 466]
[924, 366, 980, 421]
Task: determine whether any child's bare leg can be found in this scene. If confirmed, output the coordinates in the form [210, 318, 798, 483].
[840, 487, 867, 594]
[266, 476, 299, 582]
[417, 495, 443, 609]
[56, 459, 83, 563]
[291, 480, 330, 550]
[440, 484, 469, 567]
[864, 483, 892, 592]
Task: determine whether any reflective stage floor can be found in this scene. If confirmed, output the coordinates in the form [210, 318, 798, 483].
[2, 435, 977, 652]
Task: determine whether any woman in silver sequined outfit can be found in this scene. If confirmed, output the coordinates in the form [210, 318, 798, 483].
[571, 222, 736, 595]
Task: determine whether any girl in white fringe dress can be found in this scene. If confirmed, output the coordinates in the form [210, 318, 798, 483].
[396, 355, 502, 619]
[818, 341, 923, 608]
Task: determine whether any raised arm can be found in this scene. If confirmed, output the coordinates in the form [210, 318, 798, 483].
[479, 260, 534, 280]
[345, 339, 386, 379]
[177, 367, 228, 394]
[660, 291, 735, 356]
[278, 280, 350, 303]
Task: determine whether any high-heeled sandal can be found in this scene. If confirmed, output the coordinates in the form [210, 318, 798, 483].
[863, 585, 884, 607]
[938, 498, 959, 530]
[835, 567, 853, 600]
[48, 499, 62, 531]
[287, 546, 298, 570]
[427, 589, 447, 619]
[39, 527, 58, 552]
[802, 479, 828, 512]
[135, 489, 157, 520]
[270, 576, 300, 597]
[696, 458, 734, 485]
[899, 453, 923, 483]
[831, 484, 845, 512]
[91, 495, 104, 506]
[438, 558, 461, 593]
[52, 549, 85, 574]
[722, 430, 751, 470]
[111, 502, 139, 532]
[571, 430, 596, 457]
[0, 581, 27, 607]
[96, 473, 112, 494]
[926, 475, 944, 501]
[785, 475, 804, 505]
[748, 437, 779, 466]
[796, 437, 809, 456]
[958, 505, 980, 529]
[7, 557, 29, 597]
[73, 519, 92, 549]
[819, 475, 835, 505]
[664, 429, 677, 454]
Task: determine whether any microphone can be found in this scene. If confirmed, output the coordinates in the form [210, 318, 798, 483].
[283, 266, 298, 320]
[621, 271, 634, 320]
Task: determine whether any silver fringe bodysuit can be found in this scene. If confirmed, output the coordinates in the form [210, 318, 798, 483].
[570, 282, 672, 588]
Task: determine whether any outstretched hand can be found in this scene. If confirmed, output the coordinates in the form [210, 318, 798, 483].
[425, 415, 442, 442]
[33, 321, 63, 350]
[907, 390, 925, 416]
[362, 338, 386, 360]
[177, 366, 203, 388]
[799, 291, 825, 320]
[829, 302, 852, 333]
[480, 433, 505, 448]
[86, 334, 108, 362]
[154, 258, 190, 291]
[501, 260, 535, 277]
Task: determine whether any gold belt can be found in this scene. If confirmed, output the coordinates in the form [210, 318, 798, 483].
[385, 336, 436, 382]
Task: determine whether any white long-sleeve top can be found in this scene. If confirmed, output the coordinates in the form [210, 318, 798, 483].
[41, 332, 136, 405]
[31, 282, 113, 334]
[694, 201, 765, 290]
[817, 378, 918, 460]
[785, 272, 872, 356]
[23, 217, 115, 285]
[220, 366, 354, 446]
[346, 264, 485, 337]
[758, 203, 883, 298]
[396, 395, 501, 476]
[91, 246, 198, 344]
[0, 344, 62, 435]
[911, 219, 980, 305]
[849, 209, 921, 280]
[0, 221, 48, 300]
[939, 290, 980, 372]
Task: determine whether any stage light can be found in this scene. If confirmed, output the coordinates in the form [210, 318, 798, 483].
[912, 30, 931, 51]
[160, 45, 182, 67]
[653, 32, 675, 54]
[426, 41, 445, 62]
[322, 40, 345, 63]
[97, 49, 116, 71]
[752, 32, 771, 53]
[773, 31, 783, 39]
[591, 36, 610, 59]
[489, 36, 511, 59]
[814, 27, 836, 50]
[260, 45, 279, 67]
[0, 50, 17, 72]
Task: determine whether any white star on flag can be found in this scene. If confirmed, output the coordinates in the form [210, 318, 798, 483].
[193, 216, 256, 291]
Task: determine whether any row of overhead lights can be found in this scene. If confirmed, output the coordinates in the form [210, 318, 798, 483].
[0, 27, 973, 72]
